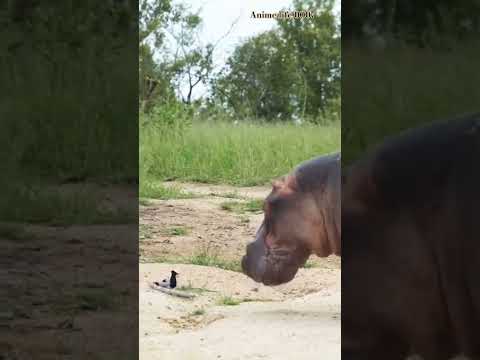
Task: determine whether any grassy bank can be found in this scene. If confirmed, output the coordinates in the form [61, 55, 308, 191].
[140, 120, 340, 195]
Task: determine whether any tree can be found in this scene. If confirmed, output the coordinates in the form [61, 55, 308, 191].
[165, 7, 213, 104]
[139, 0, 173, 111]
[212, 30, 300, 120]
[139, 0, 171, 46]
[277, 0, 340, 116]
[139, 1, 220, 109]
[212, 0, 340, 121]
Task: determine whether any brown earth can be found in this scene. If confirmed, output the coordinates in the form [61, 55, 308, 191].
[140, 182, 341, 360]
[140, 182, 340, 270]
[1, 184, 138, 360]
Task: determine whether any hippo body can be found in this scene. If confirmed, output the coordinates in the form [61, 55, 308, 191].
[342, 113, 480, 359]
[242, 152, 340, 285]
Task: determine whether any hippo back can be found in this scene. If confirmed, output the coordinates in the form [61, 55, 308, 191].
[295, 152, 340, 192]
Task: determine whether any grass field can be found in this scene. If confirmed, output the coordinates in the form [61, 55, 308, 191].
[342, 40, 480, 164]
[140, 120, 340, 197]
[1, 25, 137, 226]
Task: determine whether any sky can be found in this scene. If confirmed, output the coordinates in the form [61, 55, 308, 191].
[167, 0, 341, 99]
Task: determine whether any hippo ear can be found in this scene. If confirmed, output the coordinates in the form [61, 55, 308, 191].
[271, 179, 284, 191]
[284, 174, 298, 192]
[272, 175, 298, 195]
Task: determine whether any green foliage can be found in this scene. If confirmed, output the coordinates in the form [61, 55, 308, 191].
[213, 30, 299, 119]
[139, 0, 171, 45]
[164, 226, 188, 236]
[139, 180, 194, 200]
[152, 245, 242, 272]
[188, 253, 241, 272]
[277, 0, 340, 116]
[139, 0, 341, 122]
[303, 259, 318, 268]
[140, 101, 193, 135]
[139, 0, 175, 111]
[218, 296, 241, 306]
[220, 200, 264, 214]
[139, 198, 153, 207]
[139, 0, 213, 109]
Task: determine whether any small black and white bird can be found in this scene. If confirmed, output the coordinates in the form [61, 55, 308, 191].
[154, 270, 179, 289]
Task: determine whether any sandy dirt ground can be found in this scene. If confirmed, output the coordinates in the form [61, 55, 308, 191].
[140, 181, 340, 270]
[140, 182, 341, 360]
[1, 185, 138, 360]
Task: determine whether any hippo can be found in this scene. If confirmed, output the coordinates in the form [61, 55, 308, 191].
[342, 113, 480, 359]
[241, 153, 340, 285]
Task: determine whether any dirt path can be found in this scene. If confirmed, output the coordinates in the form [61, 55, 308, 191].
[2, 222, 138, 359]
[140, 182, 341, 360]
[140, 182, 340, 269]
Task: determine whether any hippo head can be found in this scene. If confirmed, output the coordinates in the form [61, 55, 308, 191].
[242, 173, 337, 285]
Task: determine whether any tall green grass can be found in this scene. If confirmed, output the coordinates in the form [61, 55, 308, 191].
[140, 120, 340, 188]
[0, 7, 137, 225]
[342, 40, 480, 164]
[0, 4, 137, 183]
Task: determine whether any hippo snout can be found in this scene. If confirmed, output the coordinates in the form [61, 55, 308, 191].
[242, 241, 267, 282]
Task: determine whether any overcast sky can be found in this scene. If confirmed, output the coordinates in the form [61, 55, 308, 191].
[167, 0, 341, 99]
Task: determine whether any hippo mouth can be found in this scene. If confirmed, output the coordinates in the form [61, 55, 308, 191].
[242, 241, 309, 285]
